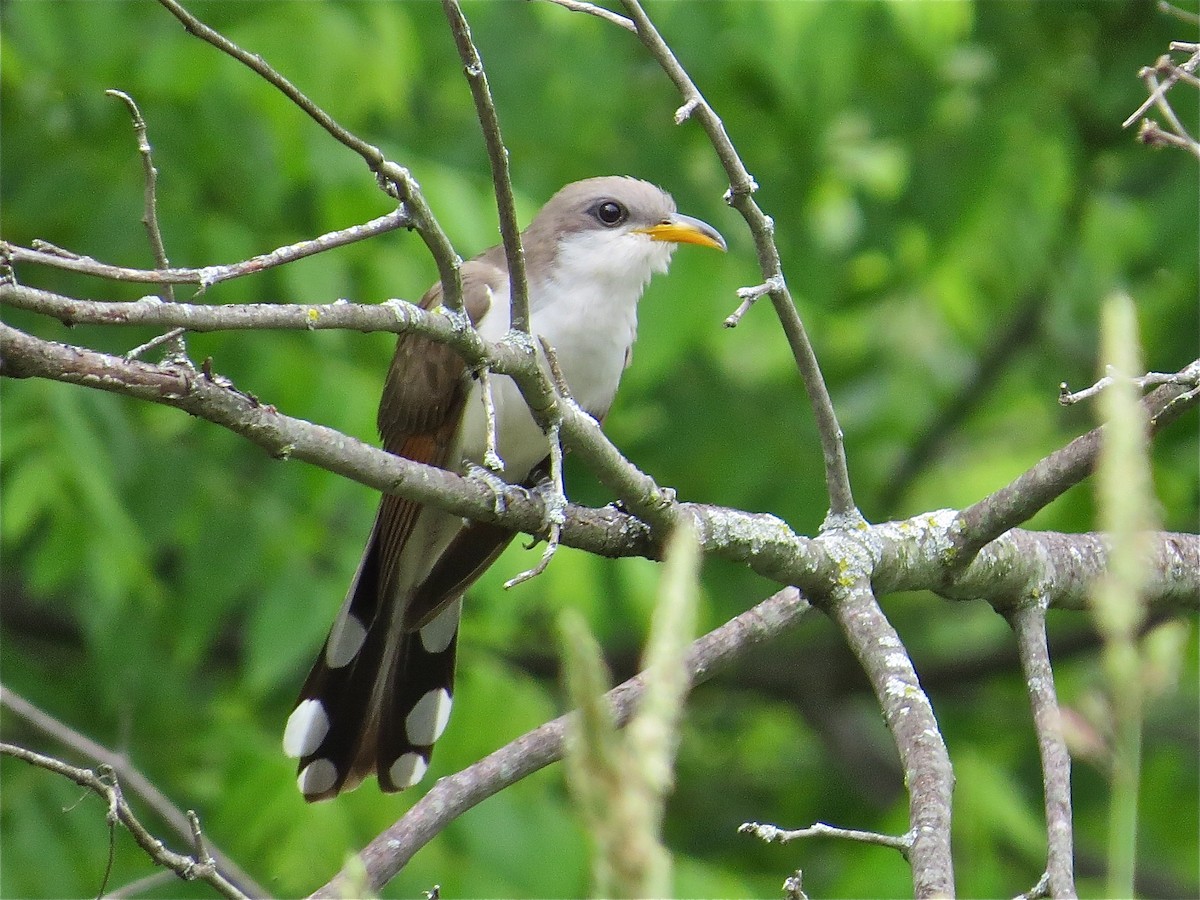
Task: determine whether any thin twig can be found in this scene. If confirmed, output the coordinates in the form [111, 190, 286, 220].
[0, 742, 248, 900]
[187, 810, 214, 869]
[724, 274, 784, 328]
[738, 820, 913, 856]
[1059, 360, 1200, 406]
[538, 0, 636, 31]
[153, 0, 465, 311]
[1137, 117, 1200, 153]
[29, 239, 82, 259]
[1143, 65, 1196, 145]
[504, 422, 566, 588]
[1158, 1, 1200, 25]
[783, 869, 809, 900]
[614, 0, 858, 521]
[104, 91, 174, 301]
[1014, 871, 1052, 900]
[125, 327, 188, 361]
[538, 335, 574, 401]
[442, 0, 531, 334]
[0, 685, 267, 898]
[1122, 43, 1200, 129]
[476, 365, 505, 472]
[1007, 601, 1076, 898]
[105, 88, 188, 360]
[3, 209, 409, 289]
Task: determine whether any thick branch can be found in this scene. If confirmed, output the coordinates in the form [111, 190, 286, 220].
[4, 322, 1196, 620]
[819, 570, 955, 898]
[1, 284, 681, 534]
[1007, 603, 1076, 898]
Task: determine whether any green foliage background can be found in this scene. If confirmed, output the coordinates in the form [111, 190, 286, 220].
[1, 1, 1196, 897]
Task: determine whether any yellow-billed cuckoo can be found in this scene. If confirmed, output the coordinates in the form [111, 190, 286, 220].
[283, 176, 725, 801]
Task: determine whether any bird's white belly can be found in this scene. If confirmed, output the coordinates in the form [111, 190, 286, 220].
[395, 257, 645, 592]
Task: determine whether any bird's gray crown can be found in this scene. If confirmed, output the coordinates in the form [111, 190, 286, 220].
[526, 176, 676, 242]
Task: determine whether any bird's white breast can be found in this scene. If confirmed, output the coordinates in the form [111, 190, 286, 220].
[457, 230, 674, 482]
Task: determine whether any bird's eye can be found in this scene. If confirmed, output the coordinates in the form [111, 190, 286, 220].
[593, 200, 627, 227]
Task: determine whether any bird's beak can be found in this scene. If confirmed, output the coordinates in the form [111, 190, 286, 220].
[636, 213, 727, 252]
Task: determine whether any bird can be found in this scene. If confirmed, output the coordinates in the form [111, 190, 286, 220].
[283, 176, 726, 801]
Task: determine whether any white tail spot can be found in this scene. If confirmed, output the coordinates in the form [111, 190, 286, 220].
[388, 752, 429, 788]
[405, 688, 452, 746]
[419, 598, 462, 654]
[283, 699, 329, 758]
[297, 758, 338, 797]
[325, 612, 367, 668]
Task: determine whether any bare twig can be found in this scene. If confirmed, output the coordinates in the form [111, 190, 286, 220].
[476, 365, 505, 472]
[538, 335, 574, 401]
[614, 0, 858, 521]
[738, 820, 913, 856]
[1158, 1, 1200, 25]
[0, 742, 248, 900]
[1137, 117, 1200, 153]
[29, 238, 82, 258]
[3, 209, 410, 289]
[1141, 66, 1197, 151]
[1015, 871, 1052, 900]
[153, 0, 466, 311]
[1122, 41, 1200, 158]
[105, 89, 190, 361]
[0, 685, 267, 898]
[125, 327, 188, 362]
[504, 422, 566, 587]
[949, 373, 1200, 567]
[724, 274, 784, 328]
[1122, 44, 1200, 128]
[539, 0, 636, 31]
[1007, 602, 1076, 898]
[104, 91, 174, 301]
[1059, 359, 1200, 405]
[783, 869, 809, 900]
[442, 0, 531, 334]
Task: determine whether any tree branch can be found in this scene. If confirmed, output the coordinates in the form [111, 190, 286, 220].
[154, 0, 466, 311]
[949, 361, 1200, 566]
[442, 0, 531, 335]
[1, 211, 409, 289]
[0, 742, 248, 900]
[1006, 602, 1076, 898]
[309, 585, 813, 898]
[613, 0, 858, 521]
[4, 321, 1196, 622]
[738, 820, 913, 856]
[818, 572, 954, 898]
[0, 686, 266, 898]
